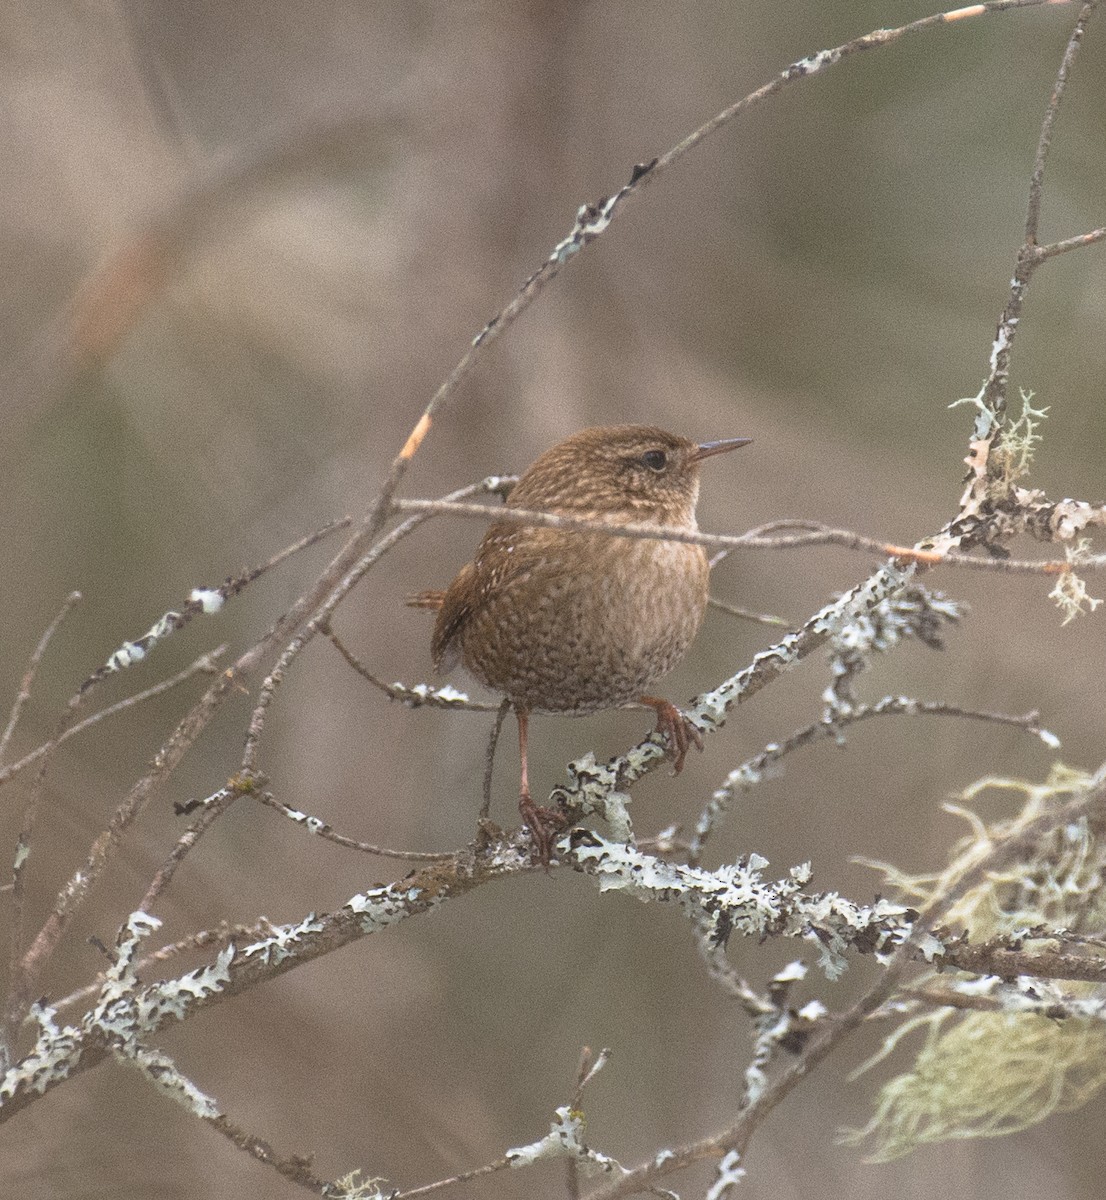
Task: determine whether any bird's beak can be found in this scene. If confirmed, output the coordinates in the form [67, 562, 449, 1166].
[691, 437, 753, 463]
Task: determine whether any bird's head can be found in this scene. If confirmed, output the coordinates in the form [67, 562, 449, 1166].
[509, 425, 751, 526]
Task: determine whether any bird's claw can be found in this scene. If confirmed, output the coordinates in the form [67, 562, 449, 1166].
[643, 697, 703, 774]
[518, 792, 569, 869]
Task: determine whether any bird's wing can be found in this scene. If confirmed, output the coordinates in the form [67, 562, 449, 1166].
[431, 562, 476, 674]
[430, 524, 542, 675]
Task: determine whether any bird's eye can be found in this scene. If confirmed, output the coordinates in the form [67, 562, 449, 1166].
[641, 449, 668, 471]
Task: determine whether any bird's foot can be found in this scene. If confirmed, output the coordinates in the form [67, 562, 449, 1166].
[518, 790, 569, 869]
[641, 696, 704, 774]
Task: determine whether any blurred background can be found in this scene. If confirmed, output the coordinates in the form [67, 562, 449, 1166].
[1, 1, 1105, 1196]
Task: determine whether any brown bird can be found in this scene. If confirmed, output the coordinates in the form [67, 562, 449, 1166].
[414, 425, 750, 864]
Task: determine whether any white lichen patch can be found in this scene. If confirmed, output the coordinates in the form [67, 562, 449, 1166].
[328, 1170, 395, 1200]
[136, 945, 236, 1025]
[507, 1106, 625, 1177]
[394, 681, 475, 707]
[114, 1042, 220, 1120]
[789, 47, 842, 74]
[189, 587, 225, 614]
[705, 1148, 746, 1199]
[2, 916, 237, 1111]
[345, 883, 436, 934]
[1049, 541, 1103, 624]
[0, 1002, 82, 1101]
[241, 915, 325, 965]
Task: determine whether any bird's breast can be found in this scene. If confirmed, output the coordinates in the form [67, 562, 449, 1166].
[459, 531, 710, 713]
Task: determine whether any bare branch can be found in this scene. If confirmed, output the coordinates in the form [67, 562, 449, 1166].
[976, 1, 1098, 425]
[707, 596, 791, 628]
[935, 937, 1106, 984]
[1023, 2, 1096, 246]
[1033, 224, 1106, 260]
[139, 776, 262, 914]
[78, 518, 349, 696]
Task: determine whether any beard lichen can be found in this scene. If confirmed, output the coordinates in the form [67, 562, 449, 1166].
[843, 764, 1106, 1161]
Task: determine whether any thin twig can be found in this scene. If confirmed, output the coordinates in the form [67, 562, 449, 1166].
[240, 479, 510, 774]
[321, 625, 498, 711]
[979, 0, 1098, 421]
[139, 777, 259, 913]
[0, 648, 226, 790]
[1023, 3, 1094, 245]
[255, 792, 453, 862]
[691, 698, 1056, 862]
[566, 1046, 612, 1200]
[78, 519, 350, 695]
[482, 699, 512, 821]
[1033, 225, 1106, 260]
[392, 1158, 512, 1199]
[391, 498, 1106, 575]
[0, 591, 81, 763]
[45, 921, 260, 1017]
[1, 591, 82, 1071]
[205, 1111, 330, 1194]
[707, 596, 791, 628]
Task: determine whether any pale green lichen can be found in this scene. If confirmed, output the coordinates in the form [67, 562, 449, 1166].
[844, 764, 1106, 1160]
[325, 1170, 394, 1199]
[1049, 539, 1103, 625]
[843, 1011, 1106, 1161]
[992, 389, 1049, 484]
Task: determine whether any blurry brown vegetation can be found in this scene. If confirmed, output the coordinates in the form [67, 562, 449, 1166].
[1, 2, 1105, 1198]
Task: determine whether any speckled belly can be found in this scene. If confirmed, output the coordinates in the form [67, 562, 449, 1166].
[461, 535, 710, 713]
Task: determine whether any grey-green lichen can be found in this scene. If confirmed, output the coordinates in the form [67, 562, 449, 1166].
[1049, 538, 1103, 624]
[844, 1008, 1106, 1161]
[1, 912, 235, 1110]
[345, 883, 436, 934]
[569, 833, 916, 979]
[115, 1041, 220, 1120]
[0, 1001, 81, 1101]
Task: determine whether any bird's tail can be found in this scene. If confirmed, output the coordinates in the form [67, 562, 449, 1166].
[405, 589, 445, 611]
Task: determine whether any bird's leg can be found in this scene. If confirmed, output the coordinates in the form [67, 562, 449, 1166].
[515, 707, 566, 867]
[639, 695, 704, 774]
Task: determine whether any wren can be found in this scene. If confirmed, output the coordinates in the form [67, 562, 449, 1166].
[415, 425, 750, 864]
